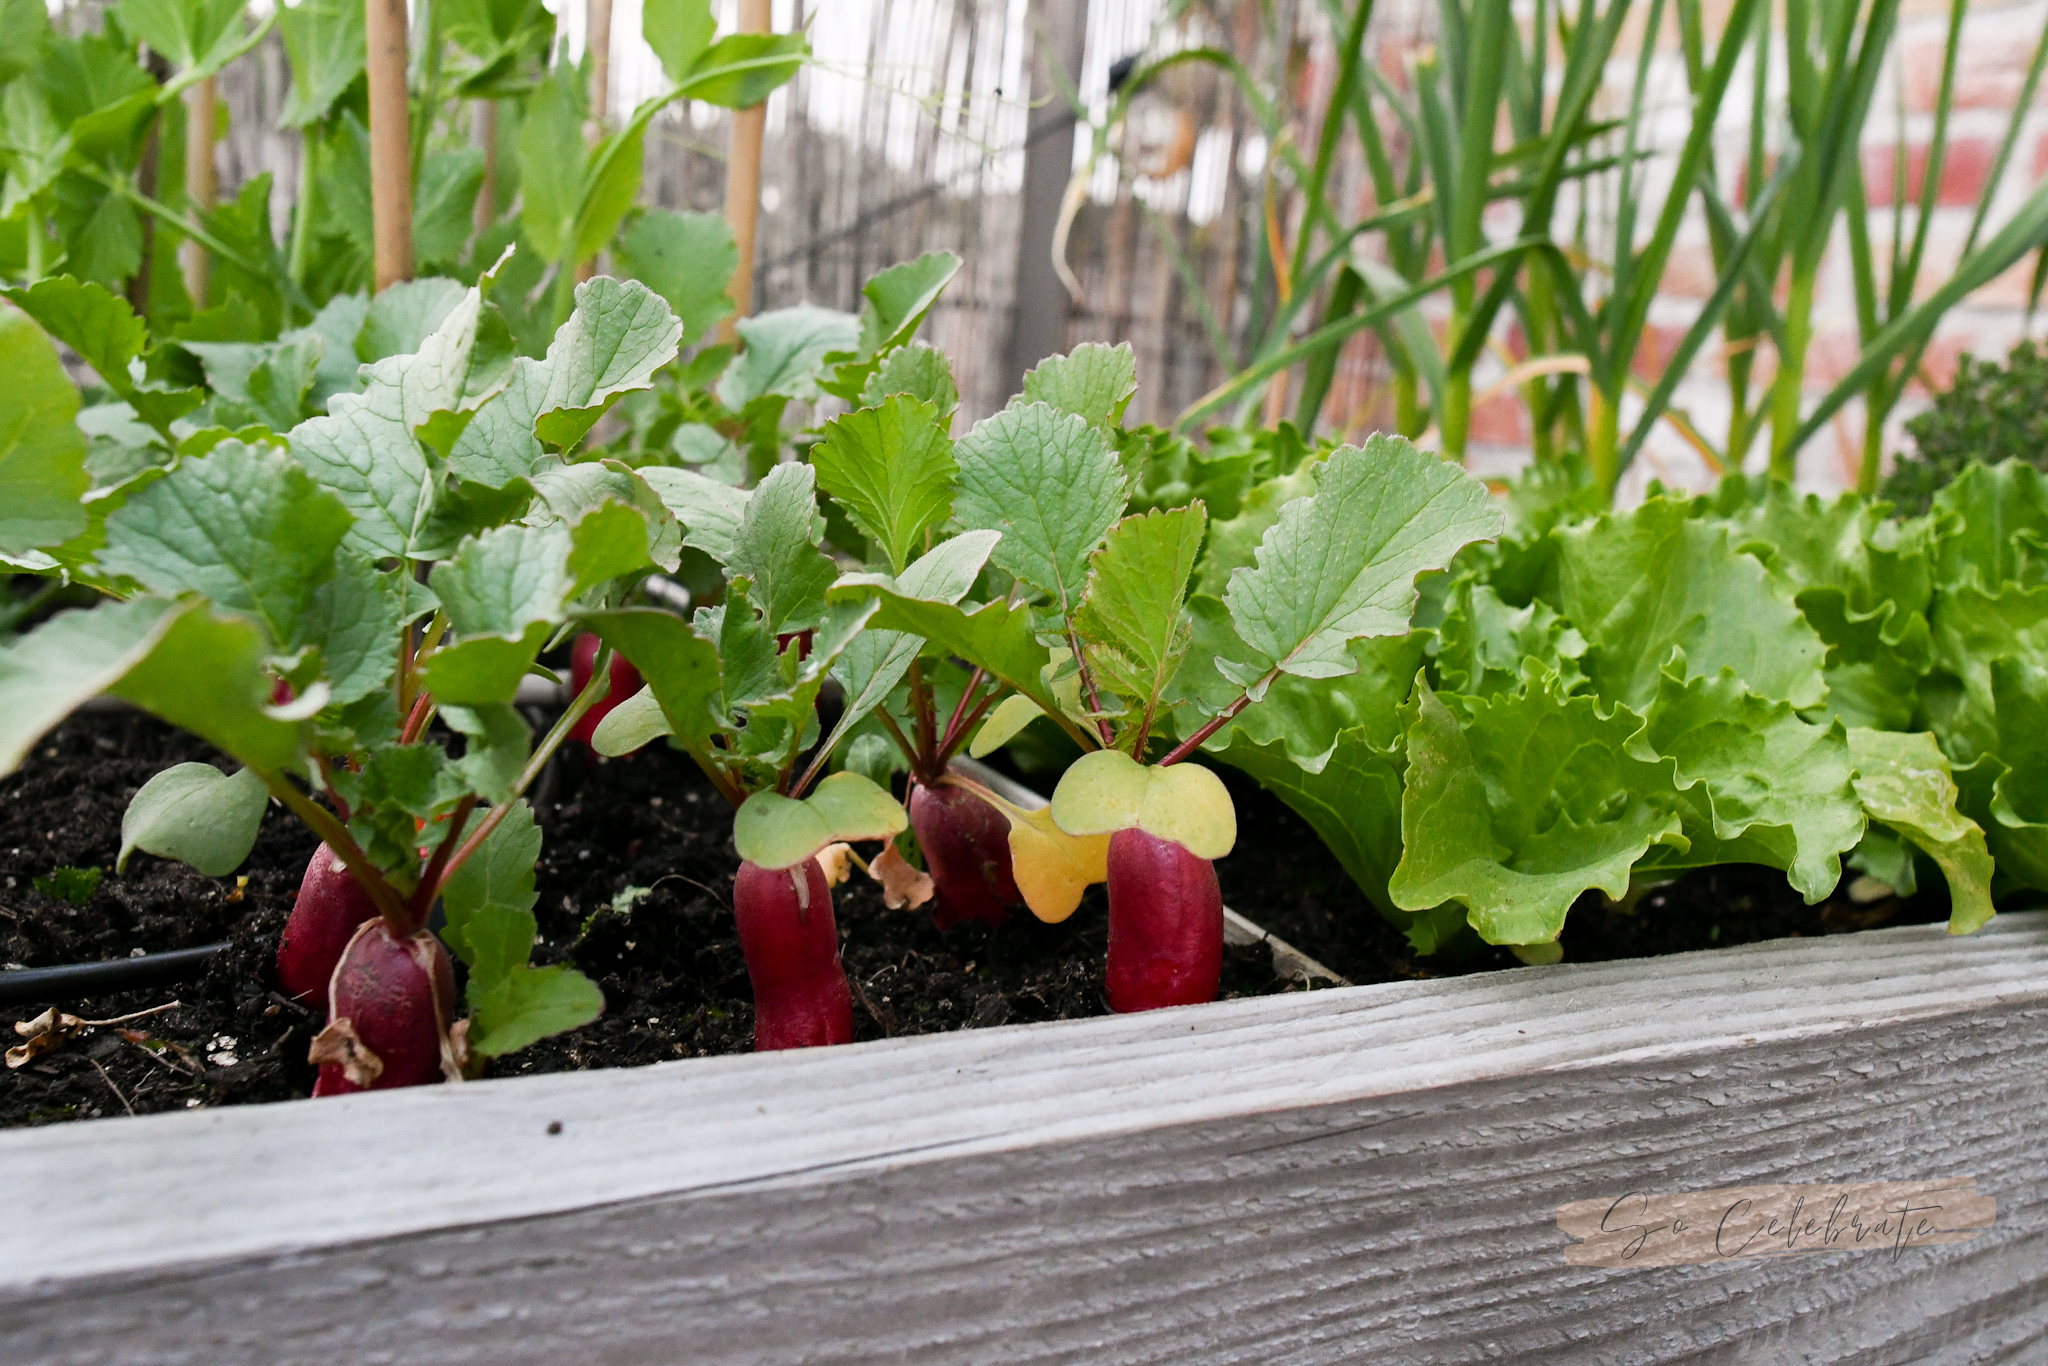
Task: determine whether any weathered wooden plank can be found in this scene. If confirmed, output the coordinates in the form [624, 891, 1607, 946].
[4, 913, 2045, 1364]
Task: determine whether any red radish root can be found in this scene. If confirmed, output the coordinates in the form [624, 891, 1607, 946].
[1104, 827, 1223, 1012]
[568, 631, 644, 748]
[276, 844, 382, 1004]
[733, 857, 853, 1051]
[911, 778, 1019, 929]
[310, 919, 458, 1095]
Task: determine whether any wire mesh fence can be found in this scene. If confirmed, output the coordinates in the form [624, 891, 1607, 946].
[90, 0, 2048, 481]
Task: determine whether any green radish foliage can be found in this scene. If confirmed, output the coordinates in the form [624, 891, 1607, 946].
[583, 254, 971, 829]
[0, 271, 771, 1062]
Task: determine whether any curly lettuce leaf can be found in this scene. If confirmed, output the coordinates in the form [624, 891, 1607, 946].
[1632, 664, 1864, 903]
[1553, 495, 1827, 711]
[1847, 726, 1995, 931]
[1389, 674, 1685, 947]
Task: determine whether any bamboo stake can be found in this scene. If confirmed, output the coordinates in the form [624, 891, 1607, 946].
[366, 0, 413, 292]
[474, 99, 497, 239]
[718, 0, 772, 344]
[587, 0, 612, 132]
[576, 0, 613, 283]
[180, 77, 217, 307]
[129, 53, 171, 316]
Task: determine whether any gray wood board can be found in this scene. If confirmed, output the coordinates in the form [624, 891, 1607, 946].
[5, 913, 2046, 1365]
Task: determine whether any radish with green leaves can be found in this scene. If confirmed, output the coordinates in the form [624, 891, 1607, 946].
[1048, 750, 1236, 1010]
[0, 276, 717, 1088]
[276, 844, 383, 1004]
[809, 380, 1031, 928]
[730, 774, 910, 1048]
[585, 463, 916, 1049]
[568, 631, 644, 749]
[829, 344, 1504, 1010]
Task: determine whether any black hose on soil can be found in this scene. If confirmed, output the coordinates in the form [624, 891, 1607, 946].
[0, 943, 225, 1008]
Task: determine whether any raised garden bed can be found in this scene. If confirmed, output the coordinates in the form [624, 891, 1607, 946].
[3, 908, 2043, 1362]
[2, 709, 1955, 1127]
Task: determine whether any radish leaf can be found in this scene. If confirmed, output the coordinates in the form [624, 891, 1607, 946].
[1192, 459, 1321, 599]
[583, 608, 724, 747]
[856, 251, 961, 361]
[0, 306, 90, 558]
[727, 462, 836, 635]
[0, 597, 185, 772]
[639, 465, 751, 562]
[717, 304, 861, 408]
[531, 278, 684, 450]
[860, 342, 958, 415]
[1018, 341, 1137, 430]
[441, 798, 541, 965]
[119, 762, 267, 875]
[1075, 504, 1206, 720]
[107, 601, 309, 773]
[4, 278, 204, 438]
[96, 439, 352, 645]
[954, 399, 1124, 616]
[532, 460, 682, 576]
[811, 395, 956, 575]
[467, 963, 604, 1057]
[1049, 747, 1236, 858]
[734, 771, 906, 870]
[1225, 435, 1501, 689]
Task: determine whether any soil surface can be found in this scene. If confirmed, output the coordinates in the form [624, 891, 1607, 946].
[2, 712, 1953, 1128]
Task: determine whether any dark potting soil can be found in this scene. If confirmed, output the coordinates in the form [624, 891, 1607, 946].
[2, 713, 1955, 1128]
[1198, 762, 1955, 981]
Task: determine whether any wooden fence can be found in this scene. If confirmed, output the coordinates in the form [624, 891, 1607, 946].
[111, 0, 2048, 475]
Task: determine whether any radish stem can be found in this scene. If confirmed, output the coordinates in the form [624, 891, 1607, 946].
[937, 686, 1001, 765]
[1066, 627, 1116, 748]
[407, 795, 477, 929]
[428, 642, 617, 896]
[1157, 666, 1277, 767]
[261, 773, 408, 922]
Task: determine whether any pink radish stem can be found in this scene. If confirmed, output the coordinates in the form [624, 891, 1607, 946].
[733, 857, 853, 1051]
[909, 776, 1019, 929]
[276, 843, 381, 1004]
[1105, 827, 1223, 1012]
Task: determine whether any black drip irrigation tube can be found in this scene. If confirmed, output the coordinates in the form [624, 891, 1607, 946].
[8, 579, 702, 1016]
[0, 944, 226, 1009]
[8, 689, 597, 1015]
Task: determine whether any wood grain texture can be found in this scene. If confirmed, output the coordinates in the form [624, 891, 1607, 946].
[4, 913, 2045, 1365]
